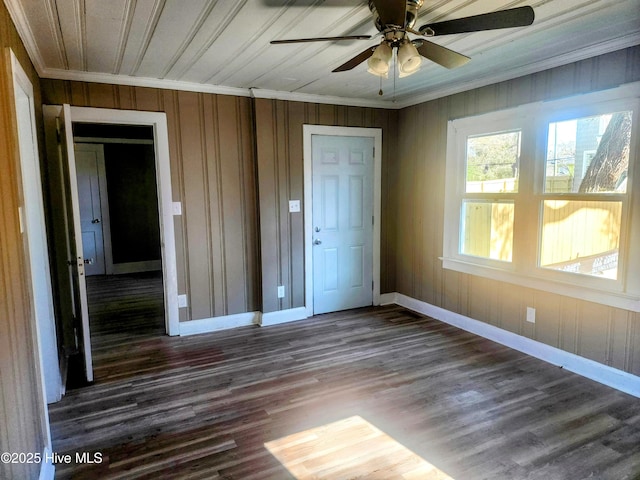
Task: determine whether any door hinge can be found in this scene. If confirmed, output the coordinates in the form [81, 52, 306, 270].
[372, 215, 374, 226]
[372, 280, 374, 291]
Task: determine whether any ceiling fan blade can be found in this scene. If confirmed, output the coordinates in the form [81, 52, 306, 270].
[271, 35, 371, 44]
[371, 0, 406, 26]
[415, 40, 470, 69]
[333, 46, 376, 72]
[419, 6, 534, 35]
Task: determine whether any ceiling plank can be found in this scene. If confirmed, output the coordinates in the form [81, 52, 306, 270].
[54, 0, 85, 71]
[6, 0, 640, 105]
[84, 0, 129, 73]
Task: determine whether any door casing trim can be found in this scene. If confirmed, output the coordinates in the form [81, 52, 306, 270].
[9, 47, 56, 461]
[68, 106, 179, 336]
[303, 125, 382, 317]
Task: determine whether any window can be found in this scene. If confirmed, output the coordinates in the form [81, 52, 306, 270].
[540, 111, 630, 280]
[461, 129, 521, 262]
[443, 85, 640, 311]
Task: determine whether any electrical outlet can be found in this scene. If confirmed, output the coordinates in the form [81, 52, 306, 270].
[526, 307, 536, 323]
[178, 294, 188, 308]
[289, 200, 300, 213]
[277, 285, 285, 298]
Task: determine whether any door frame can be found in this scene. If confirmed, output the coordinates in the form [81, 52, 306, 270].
[9, 48, 55, 472]
[303, 125, 382, 316]
[65, 106, 180, 336]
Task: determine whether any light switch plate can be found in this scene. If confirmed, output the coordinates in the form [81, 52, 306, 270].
[172, 202, 182, 215]
[289, 200, 300, 213]
[178, 294, 188, 308]
[277, 286, 285, 298]
[526, 307, 536, 323]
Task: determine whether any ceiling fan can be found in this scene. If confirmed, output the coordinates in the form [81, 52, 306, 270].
[271, 0, 534, 78]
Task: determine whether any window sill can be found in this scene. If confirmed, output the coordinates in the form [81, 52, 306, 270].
[441, 257, 640, 312]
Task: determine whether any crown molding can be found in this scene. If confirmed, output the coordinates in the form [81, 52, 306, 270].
[394, 33, 640, 109]
[6, 0, 640, 112]
[39, 67, 253, 98]
[3, 0, 46, 75]
[38, 68, 399, 108]
[34, 35, 640, 112]
[248, 87, 394, 109]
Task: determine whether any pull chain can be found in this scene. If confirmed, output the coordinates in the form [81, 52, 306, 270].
[393, 50, 397, 102]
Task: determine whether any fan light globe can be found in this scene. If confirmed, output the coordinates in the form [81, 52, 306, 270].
[398, 41, 421, 77]
[367, 42, 392, 77]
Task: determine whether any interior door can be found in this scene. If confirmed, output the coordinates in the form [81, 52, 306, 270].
[13, 57, 62, 404]
[75, 143, 108, 276]
[312, 135, 374, 314]
[58, 105, 94, 382]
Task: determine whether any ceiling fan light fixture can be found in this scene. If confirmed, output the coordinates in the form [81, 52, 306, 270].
[398, 40, 422, 77]
[367, 42, 392, 77]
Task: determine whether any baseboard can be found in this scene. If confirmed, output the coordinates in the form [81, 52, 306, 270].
[178, 307, 310, 335]
[379, 292, 397, 305]
[260, 307, 308, 326]
[390, 292, 640, 399]
[38, 447, 55, 480]
[179, 311, 260, 336]
[110, 260, 162, 275]
[58, 355, 68, 400]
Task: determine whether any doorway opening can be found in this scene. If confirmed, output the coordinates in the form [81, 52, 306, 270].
[67, 123, 166, 387]
[43, 105, 179, 390]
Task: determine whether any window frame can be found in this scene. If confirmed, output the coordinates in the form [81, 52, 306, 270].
[443, 83, 640, 312]
[451, 114, 529, 271]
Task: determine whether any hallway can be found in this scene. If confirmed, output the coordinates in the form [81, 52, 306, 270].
[84, 271, 165, 384]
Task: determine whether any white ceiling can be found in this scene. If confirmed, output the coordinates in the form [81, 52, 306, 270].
[6, 0, 640, 109]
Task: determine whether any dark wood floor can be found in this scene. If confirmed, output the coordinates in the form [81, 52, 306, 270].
[83, 272, 166, 385]
[49, 277, 640, 479]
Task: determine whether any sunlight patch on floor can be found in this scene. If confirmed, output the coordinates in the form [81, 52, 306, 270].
[265, 415, 455, 479]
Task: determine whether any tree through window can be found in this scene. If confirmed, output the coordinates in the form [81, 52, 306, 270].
[443, 86, 640, 310]
[579, 111, 631, 193]
[541, 110, 632, 279]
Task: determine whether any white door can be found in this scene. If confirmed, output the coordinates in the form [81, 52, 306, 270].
[75, 144, 108, 276]
[312, 135, 374, 314]
[13, 54, 62, 405]
[59, 105, 94, 382]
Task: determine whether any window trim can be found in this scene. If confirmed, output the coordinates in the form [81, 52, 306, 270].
[443, 83, 640, 312]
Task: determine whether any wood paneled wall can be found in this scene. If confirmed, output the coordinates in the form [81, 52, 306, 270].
[392, 46, 640, 376]
[4, 3, 638, 478]
[0, 2, 47, 479]
[39, 82, 401, 320]
[254, 99, 398, 313]
[38, 85, 401, 320]
[40, 81, 260, 322]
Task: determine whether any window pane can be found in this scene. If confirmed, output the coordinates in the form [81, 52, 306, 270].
[460, 201, 514, 261]
[466, 131, 520, 193]
[545, 112, 632, 193]
[540, 200, 622, 279]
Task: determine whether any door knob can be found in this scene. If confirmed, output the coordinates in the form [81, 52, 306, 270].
[313, 239, 322, 245]
[91, 218, 100, 224]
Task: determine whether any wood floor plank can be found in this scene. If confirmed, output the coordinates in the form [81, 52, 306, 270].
[49, 274, 640, 479]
